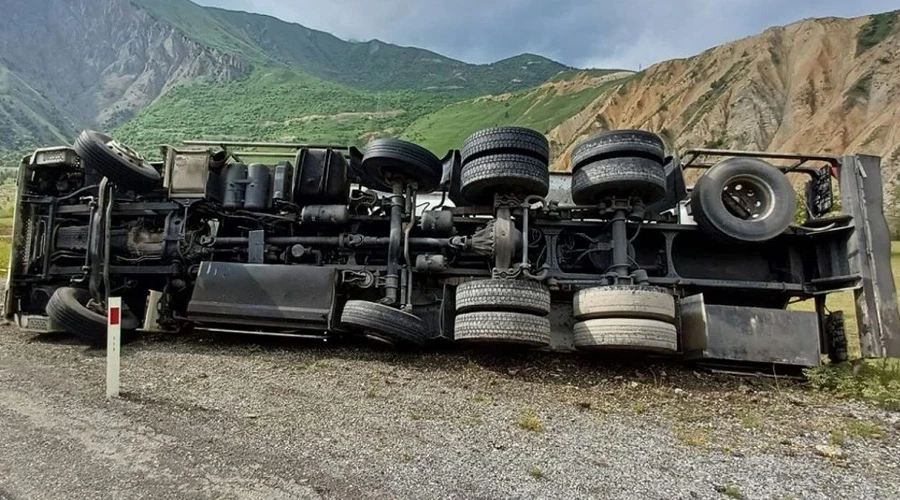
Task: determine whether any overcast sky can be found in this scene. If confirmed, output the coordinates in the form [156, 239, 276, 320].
[197, 0, 898, 69]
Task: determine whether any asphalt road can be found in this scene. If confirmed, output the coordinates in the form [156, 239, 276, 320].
[1, 326, 898, 499]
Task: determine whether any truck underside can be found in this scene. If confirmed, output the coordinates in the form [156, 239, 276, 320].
[6, 127, 899, 368]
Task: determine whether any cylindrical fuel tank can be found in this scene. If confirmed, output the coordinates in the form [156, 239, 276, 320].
[223, 163, 248, 209]
[244, 163, 271, 210]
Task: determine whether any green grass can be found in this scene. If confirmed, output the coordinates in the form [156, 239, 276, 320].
[527, 466, 546, 480]
[402, 75, 625, 157]
[722, 486, 746, 500]
[800, 240, 900, 410]
[516, 408, 545, 433]
[856, 11, 899, 55]
[116, 66, 629, 160]
[0, 63, 74, 150]
[114, 67, 459, 159]
[0, 237, 10, 273]
[844, 73, 873, 110]
[130, 0, 270, 60]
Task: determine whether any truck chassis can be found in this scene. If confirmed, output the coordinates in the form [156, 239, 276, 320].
[6, 127, 899, 368]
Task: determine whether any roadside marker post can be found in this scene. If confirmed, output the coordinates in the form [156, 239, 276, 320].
[106, 297, 121, 398]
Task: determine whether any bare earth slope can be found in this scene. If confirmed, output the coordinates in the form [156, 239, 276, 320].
[548, 13, 900, 174]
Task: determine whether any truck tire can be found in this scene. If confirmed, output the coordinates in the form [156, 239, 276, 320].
[690, 157, 796, 243]
[461, 127, 549, 164]
[454, 311, 551, 347]
[571, 130, 665, 170]
[573, 285, 675, 322]
[456, 279, 551, 316]
[340, 300, 427, 347]
[571, 156, 666, 204]
[73, 130, 161, 192]
[460, 154, 549, 204]
[45, 287, 138, 345]
[361, 138, 443, 193]
[573, 318, 677, 353]
[825, 311, 848, 363]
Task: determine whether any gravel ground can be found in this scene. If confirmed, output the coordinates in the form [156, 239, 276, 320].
[1, 325, 899, 500]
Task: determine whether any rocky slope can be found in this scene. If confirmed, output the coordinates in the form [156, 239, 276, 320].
[545, 12, 900, 175]
[0, 0, 249, 139]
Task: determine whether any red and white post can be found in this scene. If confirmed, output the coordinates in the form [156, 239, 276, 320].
[106, 297, 121, 398]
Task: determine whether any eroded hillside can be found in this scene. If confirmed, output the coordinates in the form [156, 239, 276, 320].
[546, 12, 900, 176]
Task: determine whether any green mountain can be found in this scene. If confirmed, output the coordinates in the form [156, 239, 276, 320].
[0, 0, 574, 162]
[0, 63, 74, 151]
[115, 67, 455, 155]
[205, 7, 569, 95]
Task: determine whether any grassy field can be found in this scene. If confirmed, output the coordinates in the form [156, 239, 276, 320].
[114, 67, 459, 159]
[402, 77, 625, 156]
[0, 178, 16, 272]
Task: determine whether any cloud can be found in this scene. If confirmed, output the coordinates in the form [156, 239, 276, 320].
[197, 0, 898, 69]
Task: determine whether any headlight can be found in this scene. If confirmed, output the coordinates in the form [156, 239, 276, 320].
[33, 149, 75, 166]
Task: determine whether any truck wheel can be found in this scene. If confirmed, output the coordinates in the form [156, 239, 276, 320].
[459, 154, 549, 204]
[825, 311, 848, 363]
[454, 311, 551, 347]
[690, 157, 796, 243]
[461, 126, 549, 164]
[73, 130, 161, 192]
[340, 300, 427, 347]
[361, 138, 443, 193]
[45, 287, 139, 346]
[573, 285, 675, 322]
[571, 130, 665, 171]
[456, 279, 550, 316]
[573, 318, 677, 353]
[571, 156, 666, 204]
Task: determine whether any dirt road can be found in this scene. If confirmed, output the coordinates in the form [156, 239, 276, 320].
[1, 326, 898, 499]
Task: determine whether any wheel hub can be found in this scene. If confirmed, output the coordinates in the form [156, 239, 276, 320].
[722, 174, 775, 221]
[105, 139, 146, 167]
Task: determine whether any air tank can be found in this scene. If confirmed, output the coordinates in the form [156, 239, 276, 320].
[244, 163, 271, 210]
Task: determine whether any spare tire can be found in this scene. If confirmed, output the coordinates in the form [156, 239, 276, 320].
[45, 287, 139, 346]
[460, 154, 549, 204]
[73, 130, 161, 192]
[571, 130, 665, 170]
[690, 157, 796, 243]
[456, 279, 551, 316]
[361, 138, 443, 193]
[340, 300, 427, 347]
[571, 157, 666, 205]
[461, 127, 549, 165]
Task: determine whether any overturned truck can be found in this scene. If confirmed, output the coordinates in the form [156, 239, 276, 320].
[6, 127, 900, 368]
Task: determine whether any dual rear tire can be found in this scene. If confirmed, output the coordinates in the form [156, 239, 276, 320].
[571, 285, 677, 353]
[570, 130, 668, 205]
[458, 127, 551, 205]
[453, 279, 551, 348]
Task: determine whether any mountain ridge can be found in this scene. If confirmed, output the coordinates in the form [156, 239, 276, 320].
[0, 0, 572, 154]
